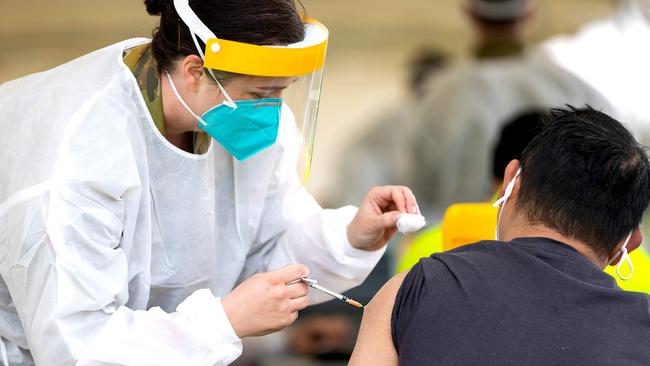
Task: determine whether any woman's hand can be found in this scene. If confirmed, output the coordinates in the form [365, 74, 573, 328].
[222, 264, 310, 338]
[347, 186, 419, 252]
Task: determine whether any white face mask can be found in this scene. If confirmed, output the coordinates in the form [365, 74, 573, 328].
[492, 168, 521, 241]
[607, 232, 634, 281]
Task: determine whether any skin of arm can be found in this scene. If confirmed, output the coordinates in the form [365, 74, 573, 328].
[349, 271, 408, 366]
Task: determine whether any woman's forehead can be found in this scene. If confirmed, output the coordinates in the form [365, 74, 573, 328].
[247, 76, 297, 88]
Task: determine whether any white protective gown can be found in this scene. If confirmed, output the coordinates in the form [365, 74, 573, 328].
[0, 38, 385, 366]
[406, 48, 612, 218]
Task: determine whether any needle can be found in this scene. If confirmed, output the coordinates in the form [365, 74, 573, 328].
[286, 277, 364, 308]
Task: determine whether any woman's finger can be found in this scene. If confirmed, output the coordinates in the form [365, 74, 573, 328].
[285, 282, 309, 299]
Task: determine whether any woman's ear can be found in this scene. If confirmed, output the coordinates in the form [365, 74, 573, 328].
[180, 54, 205, 92]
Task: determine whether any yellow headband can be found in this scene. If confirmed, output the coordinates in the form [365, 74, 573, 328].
[172, 0, 329, 77]
[204, 18, 328, 77]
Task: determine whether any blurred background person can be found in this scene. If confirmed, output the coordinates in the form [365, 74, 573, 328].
[543, 0, 650, 144]
[336, 49, 449, 206]
[396, 109, 546, 273]
[405, 0, 611, 221]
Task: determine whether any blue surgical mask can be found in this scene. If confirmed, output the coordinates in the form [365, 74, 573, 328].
[165, 72, 282, 161]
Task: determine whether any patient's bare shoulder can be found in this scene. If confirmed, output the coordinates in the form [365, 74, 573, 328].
[349, 271, 408, 366]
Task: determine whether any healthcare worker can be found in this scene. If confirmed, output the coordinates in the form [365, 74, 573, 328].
[0, 1, 418, 365]
[405, 0, 611, 219]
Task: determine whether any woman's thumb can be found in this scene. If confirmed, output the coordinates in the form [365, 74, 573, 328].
[377, 211, 402, 230]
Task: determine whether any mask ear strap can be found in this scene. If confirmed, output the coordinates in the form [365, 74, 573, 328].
[210, 72, 237, 109]
[493, 168, 521, 208]
[617, 247, 634, 281]
[187, 32, 237, 109]
[173, 0, 216, 43]
[165, 72, 208, 126]
[609, 232, 634, 281]
[492, 168, 521, 240]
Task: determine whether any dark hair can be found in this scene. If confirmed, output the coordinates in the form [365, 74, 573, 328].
[143, 0, 305, 74]
[492, 110, 545, 180]
[515, 106, 650, 256]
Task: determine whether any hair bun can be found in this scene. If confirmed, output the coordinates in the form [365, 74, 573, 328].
[144, 0, 163, 16]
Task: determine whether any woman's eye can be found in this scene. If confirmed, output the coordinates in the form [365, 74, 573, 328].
[251, 92, 267, 99]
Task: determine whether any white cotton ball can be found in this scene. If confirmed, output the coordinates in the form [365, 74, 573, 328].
[397, 213, 426, 234]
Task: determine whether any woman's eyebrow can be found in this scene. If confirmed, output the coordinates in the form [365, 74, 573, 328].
[255, 86, 288, 91]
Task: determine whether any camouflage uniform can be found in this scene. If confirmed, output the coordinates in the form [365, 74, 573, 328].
[123, 44, 211, 154]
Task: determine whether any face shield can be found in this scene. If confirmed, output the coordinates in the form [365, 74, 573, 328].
[174, 0, 328, 183]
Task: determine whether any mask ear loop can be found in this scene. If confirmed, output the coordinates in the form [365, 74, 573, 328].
[165, 72, 208, 127]
[608, 232, 634, 281]
[188, 32, 237, 109]
[174, 0, 238, 109]
[492, 168, 521, 240]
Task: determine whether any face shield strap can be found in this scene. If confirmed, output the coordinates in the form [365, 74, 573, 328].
[187, 28, 237, 109]
[173, 0, 216, 42]
[174, 0, 236, 109]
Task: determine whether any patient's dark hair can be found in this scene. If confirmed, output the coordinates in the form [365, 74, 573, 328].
[144, 0, 305, 73]
[516, 106, 650, 256]
[492, 110, 546, 181]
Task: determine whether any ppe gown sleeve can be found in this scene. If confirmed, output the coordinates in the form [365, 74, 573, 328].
[244, 112, 386, 304]
[5, 97, 241, 365]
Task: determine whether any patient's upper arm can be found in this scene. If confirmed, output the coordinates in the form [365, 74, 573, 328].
[349, 271, 407, 366]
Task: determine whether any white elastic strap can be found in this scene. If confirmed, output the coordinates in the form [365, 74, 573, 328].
[177, 0, 236, 110]
[165, 72, 208, 126]
[608, 232, 634, 281]
[493, 168, 521, 240]
[190, 32, 206, 60]
[493, 168, 521, 208]
[0, 336, 9, 366]
[188, 32, 237, 109]
[191, 33, 237, 109]
[173, 0, 216, 43]
[617, 248, 634, 281]
[211, 73, 236, 109]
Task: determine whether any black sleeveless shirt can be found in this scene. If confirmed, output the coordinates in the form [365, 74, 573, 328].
[392, 237, 650, 365]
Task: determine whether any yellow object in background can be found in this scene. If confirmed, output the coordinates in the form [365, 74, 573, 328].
[441, 203, 498, 251]
[395, 202, 495, 273]
[395, 225, 444, 273]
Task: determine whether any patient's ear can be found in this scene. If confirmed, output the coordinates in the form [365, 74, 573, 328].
[608, 228, 643, 266]
[498, 160, 522, 199]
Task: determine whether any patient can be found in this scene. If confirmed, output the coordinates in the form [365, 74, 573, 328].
[350, 107, 650, 365]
